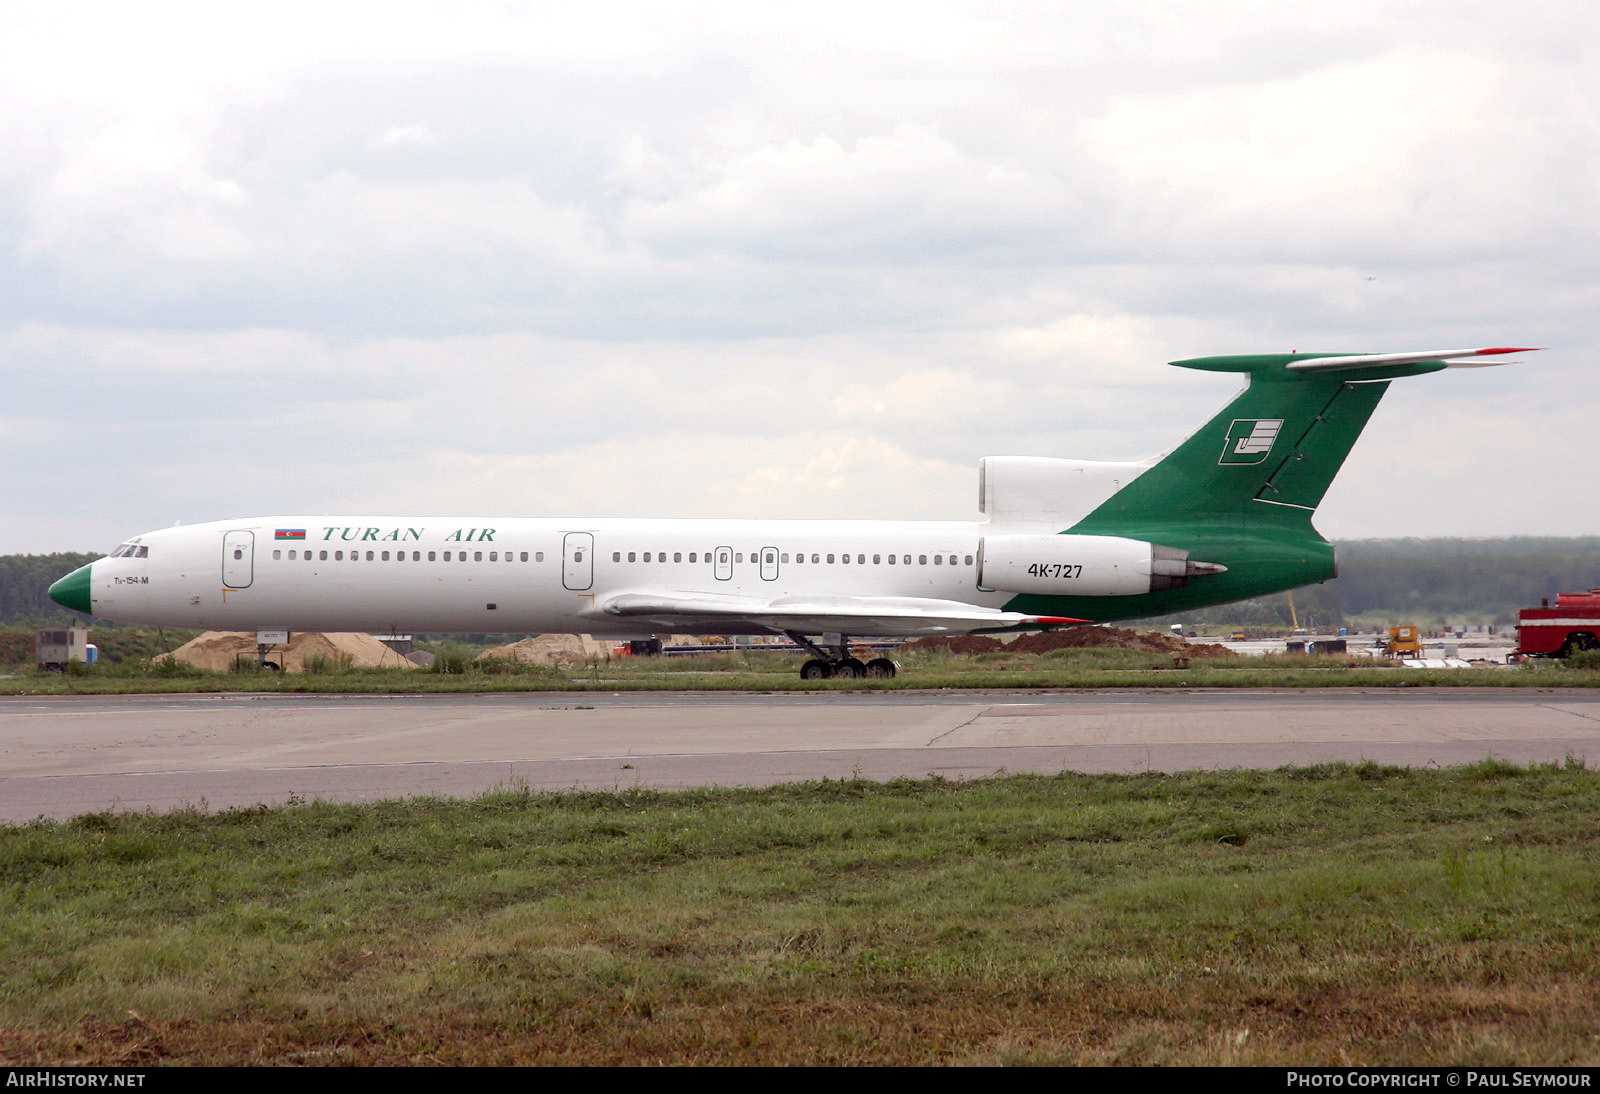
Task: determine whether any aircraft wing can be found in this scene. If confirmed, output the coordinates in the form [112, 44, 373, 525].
[595, 590, 1087, 636]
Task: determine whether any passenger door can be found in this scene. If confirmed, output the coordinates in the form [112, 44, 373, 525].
[562, 532, 594, 591]
[222, 530, 254, 589]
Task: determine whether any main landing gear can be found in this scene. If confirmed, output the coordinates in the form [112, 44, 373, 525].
[786, 631, 899, 679]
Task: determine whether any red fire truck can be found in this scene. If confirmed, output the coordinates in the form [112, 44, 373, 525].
[1517, 590, 1600, 658]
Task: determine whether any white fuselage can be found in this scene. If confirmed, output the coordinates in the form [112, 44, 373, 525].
[93, 516, 1010, 636]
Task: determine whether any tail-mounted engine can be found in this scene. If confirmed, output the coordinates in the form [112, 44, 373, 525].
[978, 534, 1227, 597]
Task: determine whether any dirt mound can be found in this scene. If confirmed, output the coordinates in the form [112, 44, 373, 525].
[477, 635, 590, 668]
[900, 627, 1233, 658]
[901, 635, 1004, 654]
[154, 632, 417, 672]
[1007, 626, 1232, 657]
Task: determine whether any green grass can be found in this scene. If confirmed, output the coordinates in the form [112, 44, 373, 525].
[2, 762, 1599, 1064]
[2, 643, 1595, 694]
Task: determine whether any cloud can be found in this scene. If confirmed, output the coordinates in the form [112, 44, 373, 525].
[0, 1, 1596, 551]
[368, 123, 440, 149]
[619, 125, 1080, 263]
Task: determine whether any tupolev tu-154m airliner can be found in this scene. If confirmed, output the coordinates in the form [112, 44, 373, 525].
[49, 346, 1533, 678]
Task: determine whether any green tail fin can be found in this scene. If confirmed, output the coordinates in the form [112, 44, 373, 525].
[1066, 352, 1457, 537]
[999, 347, 1528, 622]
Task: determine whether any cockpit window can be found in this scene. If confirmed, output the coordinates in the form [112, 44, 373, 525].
[135, 546, 148, 558]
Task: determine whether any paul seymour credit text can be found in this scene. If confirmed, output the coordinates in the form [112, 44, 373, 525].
[1288, 1075, 1590, 1088]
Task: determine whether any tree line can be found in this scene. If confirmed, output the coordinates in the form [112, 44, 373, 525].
[1152, 537, 1600, 630]
[0, 553, 101, 626]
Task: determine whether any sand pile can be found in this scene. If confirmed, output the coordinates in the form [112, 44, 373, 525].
[155, 632, 418, 671]
[477, 634, 593, 667]
[473, 633, 611, 665]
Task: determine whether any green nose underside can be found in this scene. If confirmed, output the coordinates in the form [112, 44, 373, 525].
[48, 564, 93, 614]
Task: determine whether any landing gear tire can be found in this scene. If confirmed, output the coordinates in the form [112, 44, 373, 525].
[800, 659, 831, 680]
[833, 658, 867, 679]
[865, 657, 899, 679]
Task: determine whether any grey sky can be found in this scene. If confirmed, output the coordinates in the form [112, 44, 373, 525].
[2, 0, 1594, 553]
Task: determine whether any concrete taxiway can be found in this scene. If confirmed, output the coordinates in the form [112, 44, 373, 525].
[3, 688, 1598, 821]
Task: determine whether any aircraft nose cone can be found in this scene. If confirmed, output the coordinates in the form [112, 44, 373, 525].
[48, 564, 93, 614]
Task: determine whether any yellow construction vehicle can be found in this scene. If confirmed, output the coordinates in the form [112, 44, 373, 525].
[1385, 624, 1424, 659]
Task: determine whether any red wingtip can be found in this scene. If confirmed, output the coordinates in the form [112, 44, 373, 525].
[1029, 616, 1092, 625]
[1475, 347, 1540, 355]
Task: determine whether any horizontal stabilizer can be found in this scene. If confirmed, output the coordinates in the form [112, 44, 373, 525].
[1285, 346, 1538, 373]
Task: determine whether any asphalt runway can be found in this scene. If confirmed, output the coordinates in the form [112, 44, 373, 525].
[3, 688, 1599, 821]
